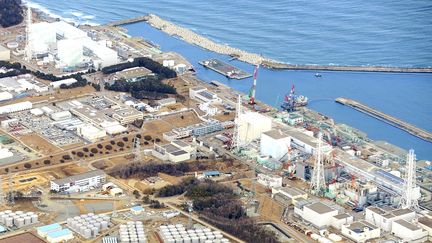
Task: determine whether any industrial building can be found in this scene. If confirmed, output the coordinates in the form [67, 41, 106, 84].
[0, 91, 13, 102]
[191, 119, 224, 136]
[260, 129, 290, 160]
[0, 44, 10, 61]
[286, 128, 332, 155]
[418, 216, 432, 241]
[238, 112, 272, 143]
[153, 141, 192, 163]
[341, 221, 380, 243]
[66, 213, 110, 239]
[157, 97, 176, 107]
[294, 201, 338, 228]
[271, 186, 307, 205]
[0, 145, 14, 160]
[28, 21, 118, 68]
[37, 223, 63, 238]
[77, 124, 107, 141]
[331, 213, 354, 230]
[0, 75, 49, 94]
[257, 173, 282, 188]
[71, 106, 127, 135]
[0, 101, 32, 115]
[159, 224, 229, 243]
[50, 111, 72, 121]
[391, 219, 428, 242]
[365, 206, 416, 232]
[111, 107, 143, 125]
[189, 87, 220, 103]
[50, 170, 107, 193]
[46, 229, 74, 243]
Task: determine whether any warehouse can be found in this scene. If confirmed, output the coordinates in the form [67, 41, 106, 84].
[157, 97, 176, 107]
[295, 202, 338, 228]
[391, 219, 428, 242]
[37, 223, 63, 238]
[0, 91, 13, 102]
[111, 107, 143, 125]
[238, 112, 272, 143]
[50, 111, 72, 121]
[260, 129, 291, 160]
[192, 120, 224, 136]
[189, 87, 220, 103]
[50, 170, 107, 193]
[365, 206, 416, 232]
[50, 78, 78, 89]
[341, 221, 380, 243]
[77, 124, 107, 141]
[0, 44, 10, 61]
[46, 229, 74, 243]
[114, 67, 152, 82]
[0, 101, 32, 114]
[418, 216, 432, 241]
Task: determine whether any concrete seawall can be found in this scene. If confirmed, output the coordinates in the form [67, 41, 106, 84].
[109, 15, 432, 73]
[336, 97, 432, 142]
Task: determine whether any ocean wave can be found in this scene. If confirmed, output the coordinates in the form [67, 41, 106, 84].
[23, 0, 62, 20]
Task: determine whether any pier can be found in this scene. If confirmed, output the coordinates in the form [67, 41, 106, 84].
[107, 15, 149, 27]
[199, 59, 252, 80]
[336, 97, 432, 142]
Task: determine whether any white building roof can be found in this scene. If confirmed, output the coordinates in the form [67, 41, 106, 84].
[306, 202, 336, 214]
[52, 170, 105, 185]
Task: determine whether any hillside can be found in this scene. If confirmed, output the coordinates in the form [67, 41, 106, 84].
[0, 0, 24, 28]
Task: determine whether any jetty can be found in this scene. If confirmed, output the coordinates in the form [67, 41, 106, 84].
[199, 59, 251, 80]
[107, 16, 149, 27]
[336, 97, 432, 142]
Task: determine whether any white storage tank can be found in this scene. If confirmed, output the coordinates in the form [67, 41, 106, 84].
[24, 216, 31, 225]
[174, 237, 183, 243]
[311, 233, 320, 240]
[328, 233, 342, 242]
[183, 237, 191, 243]
[214, 233, 223, 239]
[198, 236, 207, 242]
[5, 217, 13, 227]
[165, 238, 175, 243]
[15, 218, 24, 228]
[92, 227, 99, 237]
[84, 228, 92, 239]
[4, 210, 12, 214]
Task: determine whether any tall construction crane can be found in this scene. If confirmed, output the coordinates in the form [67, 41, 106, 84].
[248, 65, 259, 105]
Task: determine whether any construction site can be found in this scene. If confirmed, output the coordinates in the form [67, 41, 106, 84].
[0, 4, 430, 243]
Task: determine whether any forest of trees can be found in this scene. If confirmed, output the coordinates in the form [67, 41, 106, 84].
[0, 61, 93, 88]
[109, 161, 212, 179]
[156, 178, 280, 243]
[0, 0, 23, 28]
[101, 57, 177, 79]
[105, 76, 176, 100]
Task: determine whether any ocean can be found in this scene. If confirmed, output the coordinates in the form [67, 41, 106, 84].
[24, 0, 432, 159]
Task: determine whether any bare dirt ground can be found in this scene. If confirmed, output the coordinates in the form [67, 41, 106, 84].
[19, 134, 62, 155]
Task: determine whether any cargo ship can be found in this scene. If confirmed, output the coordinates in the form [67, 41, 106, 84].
[281, 84, 308, 111]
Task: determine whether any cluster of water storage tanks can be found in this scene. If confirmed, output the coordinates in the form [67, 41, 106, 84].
[66, 213, 110, 239]
[0, 210, 38, 228]
[159, 224, 229, 243]
[119, 221, 147, 243]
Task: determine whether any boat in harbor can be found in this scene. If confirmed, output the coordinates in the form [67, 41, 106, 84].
[281, 84, 308, 111]
[315, 73, 322, 77]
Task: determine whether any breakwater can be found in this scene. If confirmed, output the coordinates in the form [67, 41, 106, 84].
[336, 97, 432, 143]
[112, 14, 432, 73]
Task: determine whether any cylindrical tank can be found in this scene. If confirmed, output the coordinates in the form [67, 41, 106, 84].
[120, 236, 130, 243]
[165, 238, 174, 243]
[191, 236, 199, 243]
[15, 218, 24, 228]
[26, 212, 34, 216]
[80, 226, 87, 235]
[318, 237, 332, 243]
[206, 234, 215, 240]
[311, 233, 320, 240]
[174, 237, 183, 243]
[198, 235, 207, 242]
[221, 239, 229, 243]
[183, 237, 191, 243]
[84, 229, 92, 239]
[24, 216, 31, 225]
[101, 221, 108, 230]
[95, 222, 101, 230]
[214, 233, 223, 239]
[5, 217, 13, 227]
[74, 216, 80, 220]
[92, 227, 99, 237]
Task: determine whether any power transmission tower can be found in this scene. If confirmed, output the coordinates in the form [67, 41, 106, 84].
[187, 201, 193, 229]
[310, 132, 326, 195]
[7, 172, 14, 205]
[25, 6, 32, 61]
[399, 149, 419, 211]
[133, 137, 142, 162]
[0, 176, 5, 205]
[232, 95, 242, 151]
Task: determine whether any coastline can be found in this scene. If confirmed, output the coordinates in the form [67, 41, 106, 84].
[114, 14, 432, 73]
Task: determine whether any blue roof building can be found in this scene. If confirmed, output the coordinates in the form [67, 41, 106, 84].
[36, 223, 62, 237]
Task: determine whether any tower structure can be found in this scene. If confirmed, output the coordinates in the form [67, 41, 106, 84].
[7, 172, 14, 205]
[0, 176, 4, 205]
[25, 6, 32, 61]
[231, 94, 242, 151]
[187, 201, 193, 229]
[133, 137, 142, 162]
[399, 149, 419, 210]
[310, 132, 326, 195]
[248, 65, 259, 105]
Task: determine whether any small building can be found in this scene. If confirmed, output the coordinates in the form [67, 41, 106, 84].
[271, 186, 307, 205]
[130, 205, 144, 215]
[50, 170, 106, 193]
[153, 141, 191, 163]
[341, 221, 381, 243]
[203, 171, 220, 178]
[0, 44, 10, 61]
[77, 124, 107, 141]
[331, 213, 354, 230]
[418, 217, 432, 242]
[114, 67, 152, 82]
[110, 187, 123, 196]
[391, 219, 428, 242]
[257, 173, 283, 188]
[37, 223, 62, 238]
[0, 225, 6, 233]
[365, 206, 416, 232]
[46, 229, 74, 243]
[283, 112, 304, 126]
[192, 120, 224, 136]
[112, 107, 143, 125]
[50, 111, 72, 121]
[157, 97, 176, 107]
[50, 78, 78, 89]
[296, 202, 338, 228]
[260, 129, 291, 160]
[30, 108, 44, 116]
